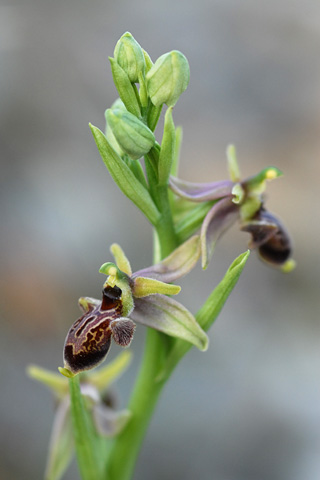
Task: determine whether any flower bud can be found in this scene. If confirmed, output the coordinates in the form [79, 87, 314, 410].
[146, 50, 190, 107]
[105, 99, 126, 157]
[105, 108, 155, 160]
[114, 32, 145, 83]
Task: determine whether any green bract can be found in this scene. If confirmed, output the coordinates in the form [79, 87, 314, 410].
[146, 50, 190, 107]
[114, 32, 145, 83]
[105, 108, 155, 160]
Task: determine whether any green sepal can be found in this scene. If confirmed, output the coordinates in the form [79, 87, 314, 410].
[90, 124, 160, 225]
[132, 277, 181, 297]
[109, 57, 141, 117]
[158, 107, 175, 186]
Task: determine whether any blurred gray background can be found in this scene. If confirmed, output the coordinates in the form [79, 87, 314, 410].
[1, 0, 320, 479]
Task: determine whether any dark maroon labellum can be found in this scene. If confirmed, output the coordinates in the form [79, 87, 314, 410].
[242, 208, 292, 266]
[64, 286, 124, 374]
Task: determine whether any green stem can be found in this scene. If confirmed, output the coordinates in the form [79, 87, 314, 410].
[69, 376, 101, 480]
[155, 185, 178, 257]
[106, 190, 178, 480]
[106, 329, 168, 480]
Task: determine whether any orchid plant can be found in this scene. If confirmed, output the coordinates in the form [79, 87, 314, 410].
[28, 32, 295, 480]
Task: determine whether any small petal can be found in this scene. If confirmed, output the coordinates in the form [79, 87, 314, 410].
[169, 176, 233, 202]
[133, 235, 201, 283]
[110, 243, 132, 276]
[93, 404, 131, 437]
[132, 276, 181, 297]
[131, 295, 209, 351]
[200, 197, 239, 269]
[110, 318, 136, 346]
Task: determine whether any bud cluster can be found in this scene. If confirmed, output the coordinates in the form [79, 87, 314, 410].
[106, 32, 190, 161]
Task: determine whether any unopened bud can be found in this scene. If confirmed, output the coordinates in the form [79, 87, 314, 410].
[146, 51, 190, 107]
[114, 32, 145, 83]
[105, 108, 155, 160]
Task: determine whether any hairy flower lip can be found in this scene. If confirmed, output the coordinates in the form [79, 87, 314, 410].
[63, 238, 208, 375]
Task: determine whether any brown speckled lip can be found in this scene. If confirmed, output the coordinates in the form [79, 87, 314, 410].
[64, 285, 124, 374]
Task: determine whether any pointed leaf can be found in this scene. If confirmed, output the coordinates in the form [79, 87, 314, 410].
[171, 126, 182, 177]
[158, 107, 175, 185]
[90, 124, 160, 225]
[130, 294, 208, 351]
[197, 250, 250, 331]
[159, 251, 251, 379]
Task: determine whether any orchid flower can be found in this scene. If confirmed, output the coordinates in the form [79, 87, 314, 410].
[63, 236, 208, 375]
[27, 351, 132, 480]
[169, 145, 295, 272]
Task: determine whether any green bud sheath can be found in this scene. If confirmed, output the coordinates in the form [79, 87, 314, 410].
[105, 108, 155, 160]
[114, 32, 146, 83]
[146, 50, 190, 107]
